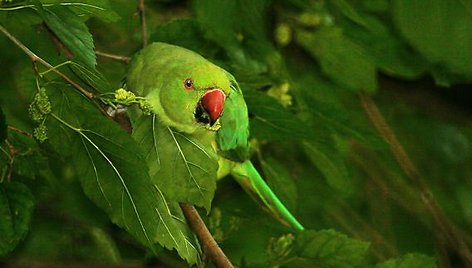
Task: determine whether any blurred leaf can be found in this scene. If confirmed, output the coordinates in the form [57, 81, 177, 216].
[194, 0, 270, 61]
[283, 229, 370, 268]
[330, 0, 368, 28]
[340, 15, 428, 79]
[392, 0, 472, 85]
[304, 142, 352, 196]
[244, 90, 310, 141]
[89, 227, 121, 263]
[296, 27, 377, 92]
[0, 181, 35, 257]
[260, 157, 298, 212]
[36, 4, 96, 67]
[376, 253, 437, 268]
[45, 86, 200, 265]
[0, 106, 6, 142]
[132, 114, 218, 212]
[150, 19, 216, 56]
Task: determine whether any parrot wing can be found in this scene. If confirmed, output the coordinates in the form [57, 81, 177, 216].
[216, 72, 250, 162]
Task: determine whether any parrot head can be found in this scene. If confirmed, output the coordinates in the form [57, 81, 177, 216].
[127, 43, 232, 133]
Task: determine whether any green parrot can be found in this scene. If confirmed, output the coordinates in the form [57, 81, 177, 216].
[126, 42, 304, 231]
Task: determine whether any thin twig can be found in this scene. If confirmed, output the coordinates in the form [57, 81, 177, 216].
[359, 92, 472, 266]
[179, 203, 234, 268]
[8, 126, 33, 138]
[138, 0, 147, 48]
[96, 50, 131, 64]
[0, 24, 94, 99]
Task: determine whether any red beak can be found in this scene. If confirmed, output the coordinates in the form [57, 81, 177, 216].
[201, 89, 225, 126]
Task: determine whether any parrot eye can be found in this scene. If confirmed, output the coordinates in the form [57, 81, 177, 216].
[184, 78, 194, 90]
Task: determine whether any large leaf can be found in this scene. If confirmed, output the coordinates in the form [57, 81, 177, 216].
[376, 253, 437, 268]
[132, 115, 218, 212]
[295, 27, 377, 92]
[0, 182, 35, 257]
[36, 3, 96, 67]
[392, 0, 472, 85]
[44, 85, 200, 265]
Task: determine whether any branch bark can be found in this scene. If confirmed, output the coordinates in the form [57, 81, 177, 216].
[359, 92, 472, 266]
[96, 50, 131, 64]
[179, 203, 234, 268]
[137, 0, 148, 48]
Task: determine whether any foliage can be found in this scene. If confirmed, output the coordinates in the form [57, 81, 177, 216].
[0, 0, 470, 267]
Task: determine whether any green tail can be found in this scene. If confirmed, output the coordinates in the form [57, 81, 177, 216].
[231, 160, 304, 231]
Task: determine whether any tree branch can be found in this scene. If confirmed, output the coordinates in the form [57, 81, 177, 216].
[96, 50, 131, 64]
[137, 0, 148, 48]
[179, 203, 234, 268]
[359, 92, 472, 266]
[0, 24, 94, 100]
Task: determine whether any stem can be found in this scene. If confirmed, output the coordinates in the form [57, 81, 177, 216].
[7, 126, 32, 138]
[179, 203, 234, 268]
[138, 0, 147, 48]
[359, 92, 472, 265]
[51, 113, 81, 132]
[96, 50, 130, 64]
[0, 24, 94, 99]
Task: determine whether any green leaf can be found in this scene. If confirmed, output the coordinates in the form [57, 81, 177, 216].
[36, 0, 120, 22]
[150, 19, 216, 55]
[56, 0, 120, 23]
[376, 253, 437, 268]
[295, 27, 377, 92]
[340, 15, 428, 79]
[69, 61, 112, 93]
[132, 115, 218, 212]
[243, 90, 310, 141]
[285, 229, 371, 268]
[330, 0, 369, 28]
[36, 4, 96, 67]
[392, 0, 472, 84]
[194, 0, 271, 60]
[0, 106, 6, 142]
[304, 142, 352, 196]
[44, 86, 200, 265]
[0, 182, 35, 257]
